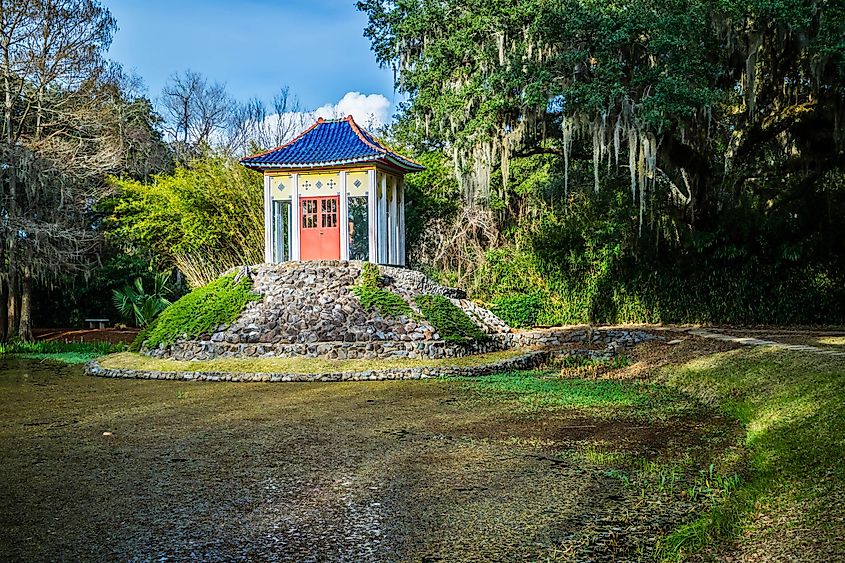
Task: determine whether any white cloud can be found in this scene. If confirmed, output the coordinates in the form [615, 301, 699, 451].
[233, 92, 392, 154]
[311, 92, 392, 130]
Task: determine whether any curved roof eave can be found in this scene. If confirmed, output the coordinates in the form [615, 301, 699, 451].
[243, 154, 424, 173]
[239, 116, 425, 173]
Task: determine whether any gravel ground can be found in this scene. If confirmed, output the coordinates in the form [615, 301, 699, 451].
[0, 358, 727, 561]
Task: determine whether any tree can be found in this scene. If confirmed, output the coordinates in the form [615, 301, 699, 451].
[1, 0, 167, 341]
[1, 0, 118, 340]
[360, 0, 845, 324]
[359, 0, 845, 230]
[160, 69, 233, 160]
[224, 86, 309, 156]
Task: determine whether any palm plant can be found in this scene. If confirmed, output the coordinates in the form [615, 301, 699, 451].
[112, 272, 174, 327]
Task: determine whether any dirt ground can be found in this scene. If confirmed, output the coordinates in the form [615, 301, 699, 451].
[0, 350, 737, 562]
[33, 327, 140, 344]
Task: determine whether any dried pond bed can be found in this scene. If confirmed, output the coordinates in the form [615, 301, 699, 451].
[0, 357, 738, 561]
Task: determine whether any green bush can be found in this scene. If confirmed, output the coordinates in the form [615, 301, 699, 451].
[490, 293, 544, 328]
[133, 273, 260, 351]
[415, 294, 487, 344]
[358, 261, 382, 288]
[351, 285, 416, 319]
[351, 262, 416, 319]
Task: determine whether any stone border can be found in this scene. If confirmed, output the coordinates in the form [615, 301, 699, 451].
[84, 350, 552, 383]
[150, 329, 658, 362]
[155, 337, 507, 362]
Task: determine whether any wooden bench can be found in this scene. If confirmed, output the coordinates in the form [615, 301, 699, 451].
[84, 318, 110, 329]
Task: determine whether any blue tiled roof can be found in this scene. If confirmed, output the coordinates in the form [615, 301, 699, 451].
[240, 116, 424, 172]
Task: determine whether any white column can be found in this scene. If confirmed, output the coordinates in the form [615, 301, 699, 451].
[263, 174, 273, 263]
[339, 171, 349, 260]
[389, 176, 399, 265]
[379, 172, 388, 264]
[290, 173, 301, 261]
[367, 169, 377, 262]
[398, 176, 406, 266]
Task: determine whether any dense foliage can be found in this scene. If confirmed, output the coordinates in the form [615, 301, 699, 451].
[361, 0, 845, 325]
[106, 158, 264, 287]
[489, 293, 544, 329]
[0, 0, 170, 341]
[414, 294, 487, 344]
[133, 273, 260, 351]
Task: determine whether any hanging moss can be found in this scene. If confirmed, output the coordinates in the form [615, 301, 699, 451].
[414, 294, 487, 344]
[132, 273, 261, 351]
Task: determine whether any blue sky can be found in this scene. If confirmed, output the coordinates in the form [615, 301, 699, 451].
[105, 0, 398, 121]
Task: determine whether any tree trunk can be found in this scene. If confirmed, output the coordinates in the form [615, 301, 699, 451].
[19, 267, 32, 342]
[0, 272, 7, 343]
[6, 272, 18, 340]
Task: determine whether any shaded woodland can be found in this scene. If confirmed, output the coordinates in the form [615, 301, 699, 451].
[361, 0, 845, 325]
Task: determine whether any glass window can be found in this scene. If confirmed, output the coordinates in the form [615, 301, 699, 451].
[301, 199, 318, 229]
[347, 195, 369, 261]
[321, 198, 338, 228]
[385, 190, 392, 264]
[272, 200, 291, 262]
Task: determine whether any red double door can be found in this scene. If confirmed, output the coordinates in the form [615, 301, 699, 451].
[300, 196, 340, 260]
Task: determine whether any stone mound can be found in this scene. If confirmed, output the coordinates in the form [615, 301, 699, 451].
[147, 261, 511, 361]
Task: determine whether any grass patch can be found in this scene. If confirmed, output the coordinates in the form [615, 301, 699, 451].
[414, 294, 487, 344]
[133, 272, 261, 351]
[351, 285, 415, 319]
[350, 262, 416, 319]
[0, 340, 126, 364]
[98, 348, 530, 374]
[450, 370, 695, 418]
[654, 348, 845, 560]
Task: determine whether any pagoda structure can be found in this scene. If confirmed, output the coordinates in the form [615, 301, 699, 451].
[240, 115, 424, 266]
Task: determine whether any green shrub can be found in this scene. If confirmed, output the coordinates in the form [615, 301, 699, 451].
[351, 262, 416, 319]
[490, 293, 544, 328]
[358, 261, 382, 288]
[112, 271, 174, 327]
[415, 294, 487, 344]
[351, 285, 416, 318]
[133, 273, 260, 351]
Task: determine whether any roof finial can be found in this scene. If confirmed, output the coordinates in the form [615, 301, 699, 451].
[316, 117, 325, 123]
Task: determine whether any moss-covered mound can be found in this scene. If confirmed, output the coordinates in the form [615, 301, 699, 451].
[137, 262, 510, 361]
[133, 273, 260, 351]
